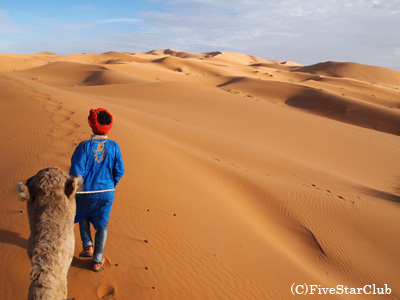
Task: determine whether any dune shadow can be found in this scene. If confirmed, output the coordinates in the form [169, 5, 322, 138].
[204, 51, 222, 58]
[151, 57, 167, 63]
[0, 229, 28, 249]
[285, 89, 349, 113]
[285, 90, 400, 136]
[217, 77, 246, 88]
[355, 185, 400, 204]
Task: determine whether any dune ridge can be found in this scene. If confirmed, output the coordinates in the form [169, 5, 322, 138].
[0, 50, 399, 300]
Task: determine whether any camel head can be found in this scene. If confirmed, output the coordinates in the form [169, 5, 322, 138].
[17, 167, 83, 204]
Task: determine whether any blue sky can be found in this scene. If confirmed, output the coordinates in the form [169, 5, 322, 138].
[1, 0, 400, 70]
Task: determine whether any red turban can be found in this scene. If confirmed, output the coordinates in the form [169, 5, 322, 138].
[88, 108, 113, 135]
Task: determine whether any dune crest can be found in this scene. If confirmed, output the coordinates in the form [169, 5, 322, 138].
[1, 49, 399, 300]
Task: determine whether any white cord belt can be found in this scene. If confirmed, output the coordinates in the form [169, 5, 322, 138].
[76, 189, 115, 194]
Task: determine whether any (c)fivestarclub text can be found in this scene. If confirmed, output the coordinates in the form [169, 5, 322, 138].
[291, 283, 391, 296]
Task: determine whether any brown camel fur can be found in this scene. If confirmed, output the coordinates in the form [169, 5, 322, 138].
[17, 167, 82, 300]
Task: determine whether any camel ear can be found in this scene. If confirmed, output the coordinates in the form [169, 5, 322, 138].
[17, 182, 30, 201]
[65, 175, 83, 198]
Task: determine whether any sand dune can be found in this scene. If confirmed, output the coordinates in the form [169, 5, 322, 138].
[0, 50, 399, 300]
[294, 61, 400, 87]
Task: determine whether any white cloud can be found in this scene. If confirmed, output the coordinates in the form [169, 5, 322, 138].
[100, 18, 143, 24]
[133, 0, 400, 69]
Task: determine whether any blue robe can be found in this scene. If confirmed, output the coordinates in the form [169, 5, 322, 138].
[70, 135, 124, 229]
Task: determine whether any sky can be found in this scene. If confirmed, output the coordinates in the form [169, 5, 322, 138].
[1, 0, 400, 70]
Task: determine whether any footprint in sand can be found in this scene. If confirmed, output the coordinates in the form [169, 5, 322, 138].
[51, 126, 74, 138]
[51, 114, 70, 122]
[97, 284, 115, 300]
[43, 103, 62, 113]
[15, 83, 82, 167]
[62, 120, 81, 130]
[57, 108, 75, 117]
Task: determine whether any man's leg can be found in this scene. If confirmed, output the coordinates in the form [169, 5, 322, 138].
[79, 219, 93, 257]
[93, 221, 108, 264]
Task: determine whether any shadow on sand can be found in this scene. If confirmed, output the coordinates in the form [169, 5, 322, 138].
[355, 185, 400, 204]
[0, 229, 28, 249]
[71, 256, 93, 270]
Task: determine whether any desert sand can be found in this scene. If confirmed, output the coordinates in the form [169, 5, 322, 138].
[0, 49, 399, 299]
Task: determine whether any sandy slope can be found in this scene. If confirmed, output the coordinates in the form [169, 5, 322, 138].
[0, 50, 399, 300]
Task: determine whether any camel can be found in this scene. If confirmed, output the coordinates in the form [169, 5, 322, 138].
[17, 167, 82, 300]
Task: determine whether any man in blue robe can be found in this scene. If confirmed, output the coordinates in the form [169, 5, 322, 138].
[70, 108, 124, 272]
